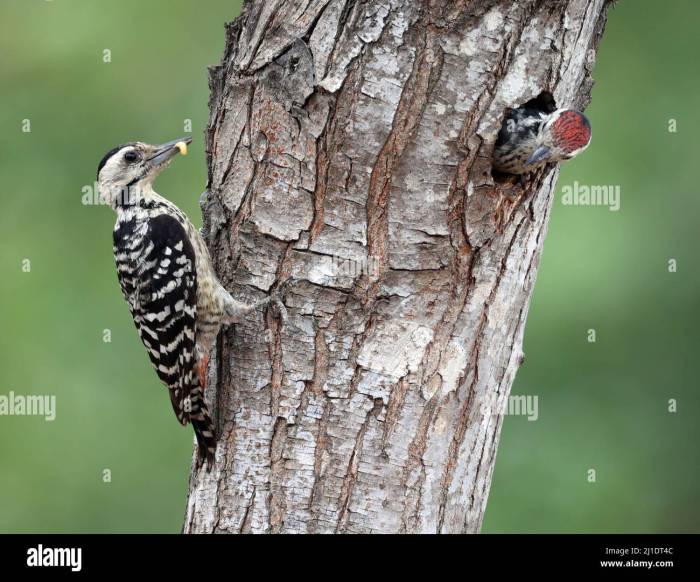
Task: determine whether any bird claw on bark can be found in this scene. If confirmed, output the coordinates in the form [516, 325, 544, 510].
[269, 278, 292, 323]
[270, 296, 288, 323]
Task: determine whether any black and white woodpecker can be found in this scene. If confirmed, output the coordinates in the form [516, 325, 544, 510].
[97, 138, 285, 467]
[492, 107, 592, 175]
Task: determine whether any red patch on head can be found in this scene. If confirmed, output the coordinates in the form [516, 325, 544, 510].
[553, 110, 591, 153]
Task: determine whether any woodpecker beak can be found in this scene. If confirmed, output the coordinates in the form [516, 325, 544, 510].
[148, 137, 193, 168]
[525, 145, 551, 166]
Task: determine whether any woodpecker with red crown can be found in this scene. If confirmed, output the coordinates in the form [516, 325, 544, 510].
[492, 106, 591, 175]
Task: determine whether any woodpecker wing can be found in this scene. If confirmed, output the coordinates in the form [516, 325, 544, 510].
[129, 214, 198, 424]
[493, 107, 550, 174]
[495, 107, 546, 148]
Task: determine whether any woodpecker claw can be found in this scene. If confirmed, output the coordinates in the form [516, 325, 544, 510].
[270, 278, 293, 323]
[272, 297, 288, 323]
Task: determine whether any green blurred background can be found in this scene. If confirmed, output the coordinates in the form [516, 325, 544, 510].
[0, 0, 697, 533]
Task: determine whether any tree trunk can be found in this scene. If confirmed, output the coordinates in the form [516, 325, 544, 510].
[184, 0, 611, 534]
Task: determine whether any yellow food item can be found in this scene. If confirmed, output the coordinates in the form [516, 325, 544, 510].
[175, 141, 188, 156]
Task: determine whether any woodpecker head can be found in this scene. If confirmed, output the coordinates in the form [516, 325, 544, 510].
[97, 137, 192, 207]
[526, 109, 591, 167]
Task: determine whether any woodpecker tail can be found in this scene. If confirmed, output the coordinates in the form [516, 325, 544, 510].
[188, 386, 217, 469]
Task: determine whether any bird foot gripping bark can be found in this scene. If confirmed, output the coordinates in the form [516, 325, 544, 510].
[270, 294, 288, 323]
[268, 278, 292, 323]
[198, 281, 292, 390]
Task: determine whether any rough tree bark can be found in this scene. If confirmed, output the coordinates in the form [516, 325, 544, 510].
[183, 0, 611, 533]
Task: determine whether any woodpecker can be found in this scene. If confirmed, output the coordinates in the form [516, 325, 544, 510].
[98, 138, 285, 467]
[492, 107, 591, 175]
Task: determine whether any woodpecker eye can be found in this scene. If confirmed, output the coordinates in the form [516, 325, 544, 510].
[124, 150, 140, 164]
